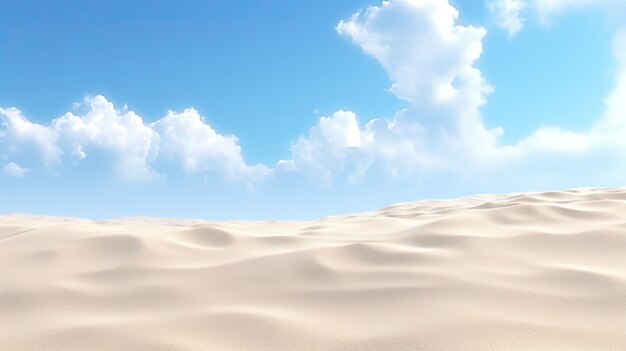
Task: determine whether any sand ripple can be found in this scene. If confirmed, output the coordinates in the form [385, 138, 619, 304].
[1, 188, 625, 350]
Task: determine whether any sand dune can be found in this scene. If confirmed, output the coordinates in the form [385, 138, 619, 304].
[1, 188, 626, 350]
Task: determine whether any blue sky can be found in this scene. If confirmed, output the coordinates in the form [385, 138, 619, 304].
[1, 0, 626, 219]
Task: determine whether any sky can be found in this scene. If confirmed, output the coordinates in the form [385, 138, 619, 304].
[1, 0, 626, 220]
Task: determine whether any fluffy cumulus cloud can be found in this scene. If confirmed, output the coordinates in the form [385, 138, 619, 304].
[280, 110, 367, 183]
[151, 109, 270, 182]
[3, 0, 626, 190]
[280, 109, 446, 183]
[336, 0, 490, 109]
[0, 96, 268, 182]
[282, 0, 626, 185]
[0, 107, 60, 168]
[283, 0, 503, 181]
[52, 96, 160, 181]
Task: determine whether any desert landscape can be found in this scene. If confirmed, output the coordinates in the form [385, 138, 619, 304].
[1, 188, 625, 350]
[4, 0, 626, 349]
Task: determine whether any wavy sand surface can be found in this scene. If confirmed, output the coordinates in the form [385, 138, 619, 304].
[1, 188, 626, 350]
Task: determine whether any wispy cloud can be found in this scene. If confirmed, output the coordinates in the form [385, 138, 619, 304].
[3, 162, 28, 178]
[487, 0, 624, 36]
[487, 0, 527, 37]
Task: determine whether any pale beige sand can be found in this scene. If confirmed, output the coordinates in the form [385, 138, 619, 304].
[1, 188, 626, 350]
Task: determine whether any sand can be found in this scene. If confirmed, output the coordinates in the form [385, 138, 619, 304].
[1, 188, 625, 350]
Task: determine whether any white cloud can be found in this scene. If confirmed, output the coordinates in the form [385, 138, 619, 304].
[284, 0, 626, 186]
[52, 95, 160, 181]
[336, 0, 489, 109]
[3, 0, 626, 192]
[282, 110, 369, 183]
[0, 107, 60, 167]
[604, 29, 626, 119]
[487, 0, 527, 37]
[285, 0, 502, 180]
[0, 96, 269, 183]
[532, 0, 619, 19]
[151, 108, 270, 182]
[590, 28, 626, 148]
[488, 0, 624, 36]
[3, 162, 28, 178]
[281, 109, 444, 183]
[511, 127, 590, 155]
[511, 28, 626, 154]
